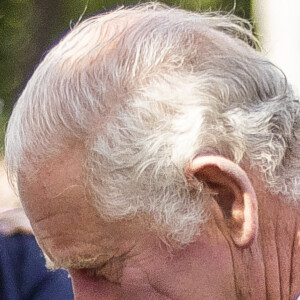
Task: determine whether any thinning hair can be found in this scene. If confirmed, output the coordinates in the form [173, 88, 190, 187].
[5, 3, 300, 244]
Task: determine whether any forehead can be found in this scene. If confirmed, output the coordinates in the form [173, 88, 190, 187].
[17, 146, 149, 269]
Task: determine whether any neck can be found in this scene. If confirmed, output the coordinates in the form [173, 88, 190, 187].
[236, 172, 300, 300]
[258, 190, 300, 299]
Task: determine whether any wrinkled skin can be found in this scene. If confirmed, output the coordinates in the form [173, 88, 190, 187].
[18, 147, 300, 300]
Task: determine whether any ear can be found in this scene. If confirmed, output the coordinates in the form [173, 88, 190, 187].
[185, 155, 258, 248]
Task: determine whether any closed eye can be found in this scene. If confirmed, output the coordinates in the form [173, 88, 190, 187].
[74, 245, 137, 283]
[81, 267, 107, 279]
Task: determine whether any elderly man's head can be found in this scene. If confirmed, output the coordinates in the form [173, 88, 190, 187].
[5, 3, 300, 299]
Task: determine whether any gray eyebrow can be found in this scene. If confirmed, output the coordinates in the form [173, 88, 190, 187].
[44, 244, 138, 271]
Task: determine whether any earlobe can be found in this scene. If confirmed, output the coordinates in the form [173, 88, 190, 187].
[186, 155, 258, 248]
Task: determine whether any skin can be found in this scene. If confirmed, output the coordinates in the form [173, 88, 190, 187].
[18, 146, 300, 299]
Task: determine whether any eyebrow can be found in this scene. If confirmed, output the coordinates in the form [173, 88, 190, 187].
[44, 245, 137, 271]
[44, 252, 113, 271]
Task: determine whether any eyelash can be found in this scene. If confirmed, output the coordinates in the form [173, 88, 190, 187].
[80, 247, 136, 281]
[83, 267, 104, 279]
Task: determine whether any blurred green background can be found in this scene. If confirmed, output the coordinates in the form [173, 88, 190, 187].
[0, 0, 252, 157]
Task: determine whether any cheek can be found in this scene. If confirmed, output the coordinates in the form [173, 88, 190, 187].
[70, 270, 122, 300]
[70, 269, 172, 300]
[70, 232, 237, 300]
[138, 230, 236, 299]
[193, 239, 235, 297]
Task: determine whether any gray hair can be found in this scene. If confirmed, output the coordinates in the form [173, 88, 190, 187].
[5, 3, 300, 244]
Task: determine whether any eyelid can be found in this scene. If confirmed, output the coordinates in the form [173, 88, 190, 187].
[72, 247, 136, 283]
[82, 267, 105, 279]
[77, 267, 123, 286]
